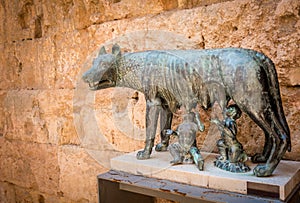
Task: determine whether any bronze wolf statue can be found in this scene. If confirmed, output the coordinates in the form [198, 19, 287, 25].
[82, 44, 291, 177]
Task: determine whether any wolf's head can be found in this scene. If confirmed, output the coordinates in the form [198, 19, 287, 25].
[82, 44, 121, 90]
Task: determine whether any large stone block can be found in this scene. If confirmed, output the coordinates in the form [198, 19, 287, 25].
[3, 90, 50, 143]
[58, 145, 106, 202]
[2, 89, 79, 145]
[0, 39, 58, 90]
[0, 139, 59, 195]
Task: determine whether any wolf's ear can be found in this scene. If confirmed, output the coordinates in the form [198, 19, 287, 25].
[112, 44, 121, 58]
[98, 46, 107, 56]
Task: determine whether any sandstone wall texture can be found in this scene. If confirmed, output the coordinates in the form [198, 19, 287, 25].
[0, 0, 299, 202]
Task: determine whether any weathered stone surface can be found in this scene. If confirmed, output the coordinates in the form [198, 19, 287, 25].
[0, 0, 299, 202]
[94, 88, 147, 152]
[178, 0, 233, 8]
[285, 68, 300, 87]
[0, 139, 60, 195]
[2, 89, 79, 145]
[58, 145, 106, 202]
[281, 87, 300, 160]
[0, 39, 54, 90]
[0, 181, 62, 203]
[0, 182, 16, 203]
[0, 0, 184, 43]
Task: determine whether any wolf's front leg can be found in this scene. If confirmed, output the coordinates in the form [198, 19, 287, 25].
[137, 98, 161, 159]
[155, 107, 173, 152]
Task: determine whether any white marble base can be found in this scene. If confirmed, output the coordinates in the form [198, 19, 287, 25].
[111, 149, 300, 200]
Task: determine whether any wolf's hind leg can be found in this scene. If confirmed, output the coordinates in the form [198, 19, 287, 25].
[241, 108, 288, 177]
[251, 129, 273, 163]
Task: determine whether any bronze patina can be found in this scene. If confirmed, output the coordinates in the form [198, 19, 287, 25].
[82, 44, 290, 177]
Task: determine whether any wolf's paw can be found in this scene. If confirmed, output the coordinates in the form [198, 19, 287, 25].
[215, 160, 250, 173]
[253, 164, 272, 177]
[197, 160, 204, 171]
[136, 150, 151, 160]
[155, 143, 168, 152]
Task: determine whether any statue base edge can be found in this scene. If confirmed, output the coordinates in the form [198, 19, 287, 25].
[110, 148, 300, 201]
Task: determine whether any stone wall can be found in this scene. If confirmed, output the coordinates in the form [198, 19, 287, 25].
[0, 0, 299, 202]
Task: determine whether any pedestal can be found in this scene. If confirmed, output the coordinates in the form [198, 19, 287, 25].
[110, 149, 300, 201]
[98, 170, 300, 203]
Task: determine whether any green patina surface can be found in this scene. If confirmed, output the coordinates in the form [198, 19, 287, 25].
[82, 45, 290, 177]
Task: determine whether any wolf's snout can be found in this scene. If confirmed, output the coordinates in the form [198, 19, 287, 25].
[82, 71, 90, 83]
